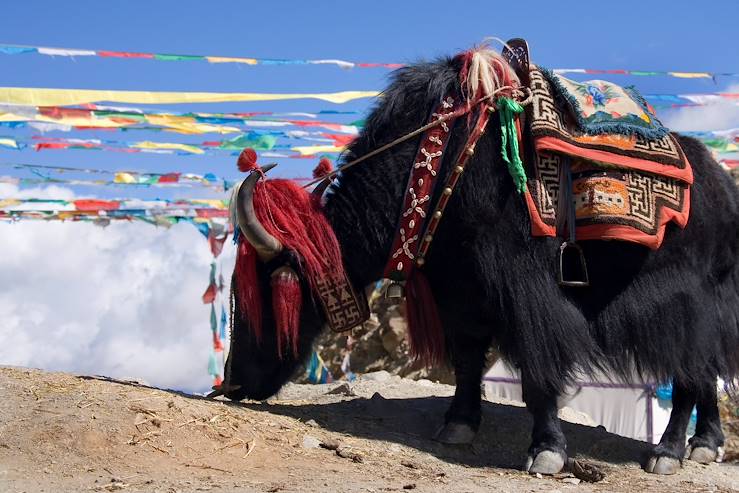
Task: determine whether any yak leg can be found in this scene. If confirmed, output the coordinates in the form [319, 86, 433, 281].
[686, 379, 724, 464]
[522, 375, 567, 475]
[435, 331, 489, 445]
[645, 379, 696, 475]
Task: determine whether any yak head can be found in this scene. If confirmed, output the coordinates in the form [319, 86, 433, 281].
[220, 164, 341, 401]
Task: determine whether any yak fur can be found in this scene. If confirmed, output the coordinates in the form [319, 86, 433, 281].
[224, 54, 739, 475]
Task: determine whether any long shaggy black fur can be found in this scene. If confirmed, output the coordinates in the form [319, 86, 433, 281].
[226, 55, 738, 408]
[325, 56, 739, 396]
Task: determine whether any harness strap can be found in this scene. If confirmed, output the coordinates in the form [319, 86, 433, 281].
[383, 97, 496, 287]
[556, 155, 590, 287]
[415, 104, 494, 265]
[383, 96, 461, 282]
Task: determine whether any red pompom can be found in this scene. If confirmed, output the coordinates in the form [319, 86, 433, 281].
[237, 148, 259, 173]
[312, 157, 333, 179]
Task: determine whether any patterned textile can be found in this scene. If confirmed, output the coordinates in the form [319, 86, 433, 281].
[314, 272, 369, 332]
[524, 67, 692, 249]
[541, 68, 668, 139]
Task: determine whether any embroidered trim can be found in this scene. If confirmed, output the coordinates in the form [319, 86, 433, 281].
[383, 96, 495, 281]
[416, 106, 493, 263]
[383, 96, 458, 281]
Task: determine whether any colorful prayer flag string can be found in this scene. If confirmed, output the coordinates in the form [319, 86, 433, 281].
[1, 43, 737, 80]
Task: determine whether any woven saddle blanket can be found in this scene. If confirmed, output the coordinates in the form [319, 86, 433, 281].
[524, 67, 692, 249]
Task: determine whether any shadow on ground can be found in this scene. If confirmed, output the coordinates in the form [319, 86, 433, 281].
[242, 394, 653, 470]
[78, 374, 653, 471]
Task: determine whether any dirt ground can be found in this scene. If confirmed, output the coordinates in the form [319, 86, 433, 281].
[0, 367, 737, 493]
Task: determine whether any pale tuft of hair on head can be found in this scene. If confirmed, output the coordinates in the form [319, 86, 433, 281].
[464, 46, 520, 101]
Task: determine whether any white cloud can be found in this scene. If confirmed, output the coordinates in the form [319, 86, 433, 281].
[0, 184, 235, 394]
[0, 183, 77, 200]
[662, 84, 739, 132]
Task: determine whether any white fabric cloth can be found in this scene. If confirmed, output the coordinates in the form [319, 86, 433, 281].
[484, 361, 672, 444]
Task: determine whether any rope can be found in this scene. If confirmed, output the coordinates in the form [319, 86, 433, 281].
[302, 85, 529, 189]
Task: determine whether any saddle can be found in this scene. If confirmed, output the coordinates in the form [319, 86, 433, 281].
[504, 39, 692, 286]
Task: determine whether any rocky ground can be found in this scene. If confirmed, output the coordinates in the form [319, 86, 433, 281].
[306, 289, 456, 385]
[721, 391, 739, 463]
[0, 366, 737, 493]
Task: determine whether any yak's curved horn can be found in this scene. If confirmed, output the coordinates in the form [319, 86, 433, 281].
[311, 177, 332, 201]
[234, 163, 282, 261]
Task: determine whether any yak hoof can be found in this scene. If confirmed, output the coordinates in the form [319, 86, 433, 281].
[645, 456, 680, 475]
[525, 450, 566, 475]
[434, 422, 476, 445]
[687, 446, 718, 464]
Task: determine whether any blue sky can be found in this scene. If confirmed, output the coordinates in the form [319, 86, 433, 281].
[0, 0, 737, 199]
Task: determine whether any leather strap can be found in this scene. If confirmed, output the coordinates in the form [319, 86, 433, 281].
[383, 96, 461, 282]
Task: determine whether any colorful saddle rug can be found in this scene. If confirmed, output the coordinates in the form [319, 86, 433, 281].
[523, 67, 693, 249]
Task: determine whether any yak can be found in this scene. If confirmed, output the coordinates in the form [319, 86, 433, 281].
[219, 47, 739, 476]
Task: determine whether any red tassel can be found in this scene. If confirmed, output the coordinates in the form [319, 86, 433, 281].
[405, 270, 445, 365]
[312, 157, 333, 179]
[234, 240, 262, 340]
[237, 147, 259, 172]
[271, 271, 302, 358]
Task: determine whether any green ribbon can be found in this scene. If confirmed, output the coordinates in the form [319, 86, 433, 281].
[497, 97, 528, 194]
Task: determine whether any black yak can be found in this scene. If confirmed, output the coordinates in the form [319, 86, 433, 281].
[220, 47, 739, 476]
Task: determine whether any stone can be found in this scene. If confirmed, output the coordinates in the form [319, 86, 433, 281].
[388, 444, 402, 453]
[381, 319, 406, 355]
[302, 435, 321, 449]
[326, 383, 355, 396]
[362, 370, 391, 382]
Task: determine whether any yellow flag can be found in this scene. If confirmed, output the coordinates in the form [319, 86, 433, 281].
[132, 141, 205, 155]
[114, 172, 137, 184]
[0, 87, 379, 106]
[668, 72, 712, 79]
[206, 56, 258, 65]
[291, 144, 346, 156]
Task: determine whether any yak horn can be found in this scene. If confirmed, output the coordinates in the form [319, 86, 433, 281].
[235, 163, 283, 261]
[311, 177, 332, 201]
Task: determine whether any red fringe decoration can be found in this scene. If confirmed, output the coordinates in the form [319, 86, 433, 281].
[252, 179, 344, 291]
[312, 157, 333, 179]
[235, 178, 345, 356]
[405, 270, 445, 365]
[234, 240, 262, 340]
[271, 272, 302, 358]
[237, 147, 259, 172]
